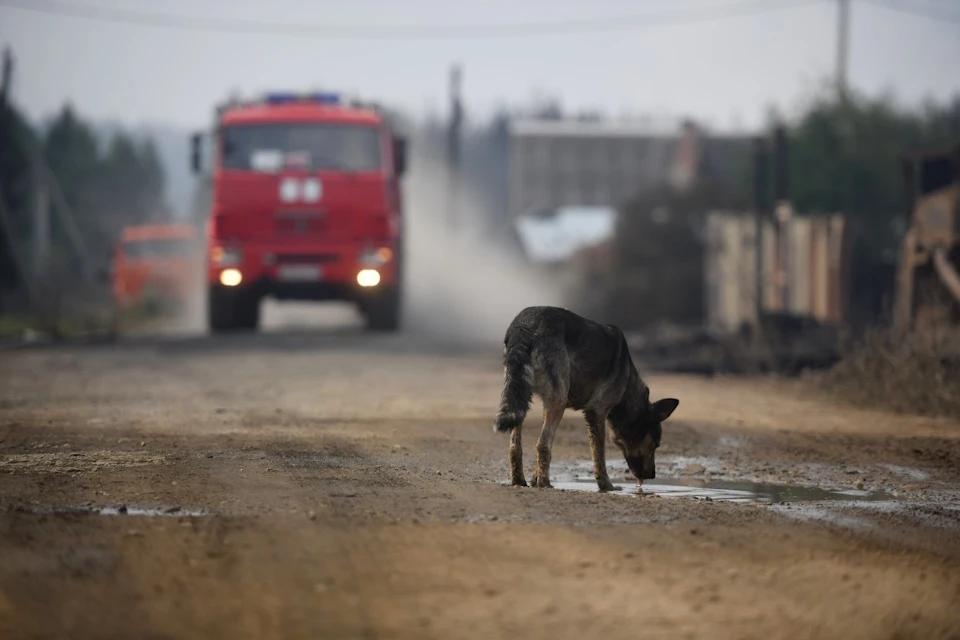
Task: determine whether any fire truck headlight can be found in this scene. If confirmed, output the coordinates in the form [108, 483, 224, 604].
[357, 269, 381, 288]
[220, 269, 243, 287]
[359, 247, 392, 267]
[212, 246, 242, 267]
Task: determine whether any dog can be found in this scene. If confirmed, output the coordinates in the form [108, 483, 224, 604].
[493, 306, 679, 492]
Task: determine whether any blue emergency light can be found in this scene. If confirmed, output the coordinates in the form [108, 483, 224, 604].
[263, 92, 340, 106]
[310, 92, 340, 105]
[264, 93, 299, 105]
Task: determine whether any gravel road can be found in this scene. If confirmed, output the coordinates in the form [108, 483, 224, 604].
[1, 315, 959, 639]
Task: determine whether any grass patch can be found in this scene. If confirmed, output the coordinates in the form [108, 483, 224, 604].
[0, 315, 35, 338]
[0, 299, 170, 342]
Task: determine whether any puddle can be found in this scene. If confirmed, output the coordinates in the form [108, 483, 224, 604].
[542, 458, 896, 503]
[10, 505, 210, 517]
[550, 478, 890, 503]
[92, 506, 210, 517]
[546, 461, 890, 503]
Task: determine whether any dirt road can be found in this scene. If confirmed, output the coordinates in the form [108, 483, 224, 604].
[1, 325, 959, 639]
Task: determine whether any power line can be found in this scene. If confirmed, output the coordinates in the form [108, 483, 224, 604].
[862, 0, 960, 23]
[0, 0, 827, 40]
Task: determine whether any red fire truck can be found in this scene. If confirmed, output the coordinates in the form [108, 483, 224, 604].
[190, 91, 407, 333]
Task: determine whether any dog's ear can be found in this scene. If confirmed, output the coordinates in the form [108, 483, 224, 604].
[650, 398, 679, 423]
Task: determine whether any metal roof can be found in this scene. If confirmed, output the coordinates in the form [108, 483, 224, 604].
[509, 118, 679, 138]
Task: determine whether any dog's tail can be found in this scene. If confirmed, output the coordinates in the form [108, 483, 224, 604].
[493, 332, 534, 433]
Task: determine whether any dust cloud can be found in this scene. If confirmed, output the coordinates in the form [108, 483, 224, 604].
[402, 146, 563, 345]
[164, 248, 208, 336]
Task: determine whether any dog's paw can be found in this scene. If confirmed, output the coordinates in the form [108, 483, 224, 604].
[530, 474, 553, 489]
[511, 477, 528, 487]
[597, 480, 620, 492]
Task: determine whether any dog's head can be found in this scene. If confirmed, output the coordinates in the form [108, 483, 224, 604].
[612, 398, 679, 482]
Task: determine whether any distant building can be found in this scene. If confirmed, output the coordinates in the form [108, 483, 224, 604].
[507, 118, 752, 220]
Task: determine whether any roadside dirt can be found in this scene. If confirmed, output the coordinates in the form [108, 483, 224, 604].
[1, 331, 959, 639]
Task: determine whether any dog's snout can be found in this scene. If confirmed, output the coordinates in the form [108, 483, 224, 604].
[636, 456, 656, 480]
[626, 457, 655, 481]
[632, 468, 655, 480]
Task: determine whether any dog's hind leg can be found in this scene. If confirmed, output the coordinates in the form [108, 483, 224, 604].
[586, 409, 618, 492]
[530, 403, 564, 488]
[509, 424, 527, 487]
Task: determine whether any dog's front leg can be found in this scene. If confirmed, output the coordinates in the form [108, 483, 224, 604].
[586, 410, 618, 492]
[531, 406, 563, 488]
[509, 425, 527, 486]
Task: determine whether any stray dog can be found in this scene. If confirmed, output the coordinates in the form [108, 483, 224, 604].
[493, 306, 679, 491]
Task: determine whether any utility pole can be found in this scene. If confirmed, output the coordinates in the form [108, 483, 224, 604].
[836, 0, 850, 101]
[447, 64, 463, 234]
[753, 137, 769, 330]
[773, 124, 789, 205]
[772, 125, 792, 313]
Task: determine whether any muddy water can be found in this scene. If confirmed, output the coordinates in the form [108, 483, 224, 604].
[551, 478, 890, 503]
[9, 505, 211, 517]
[549, 460, 891, 503]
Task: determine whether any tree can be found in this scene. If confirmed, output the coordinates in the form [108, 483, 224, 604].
[785, 90, 960, 254]
[40, 108, 168, 266]
[779, 90, 960, 324]
[0, 75, 171, 315]
[98, 133, 167, 229]
[44, 105, 101, 219]
[0, 102, 37, 305]
[42, 105, 104, 267]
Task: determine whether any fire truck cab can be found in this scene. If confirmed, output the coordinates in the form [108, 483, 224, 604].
[191, 91, 408, 333]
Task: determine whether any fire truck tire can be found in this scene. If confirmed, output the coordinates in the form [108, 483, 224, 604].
[208, 288, 260, 333]
[235, 293, 261, 331]
[363, 287, 401, 332]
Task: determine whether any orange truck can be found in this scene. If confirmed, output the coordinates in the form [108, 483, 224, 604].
[112, 223, 200, 310]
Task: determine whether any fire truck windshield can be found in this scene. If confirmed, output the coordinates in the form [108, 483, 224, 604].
[220, 123, 381, 173]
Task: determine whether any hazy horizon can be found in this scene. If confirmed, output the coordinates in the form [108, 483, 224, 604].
[2, 0, 958, 132]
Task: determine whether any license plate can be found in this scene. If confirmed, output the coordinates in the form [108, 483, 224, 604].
[278, 264, 322, 282]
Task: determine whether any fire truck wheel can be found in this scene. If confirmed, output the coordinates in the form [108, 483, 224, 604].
[235, 293, 261, 331]
[363, 287, 401, 332]
[209, 288, 260, 333]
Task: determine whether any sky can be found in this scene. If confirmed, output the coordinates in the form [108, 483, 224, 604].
[1, 0, 959, 131]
